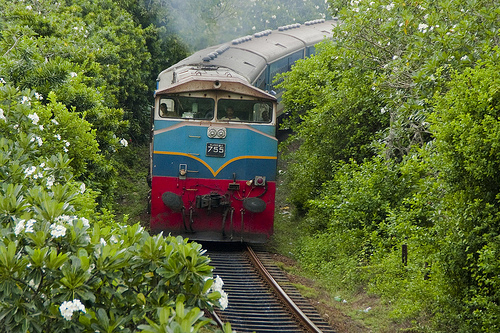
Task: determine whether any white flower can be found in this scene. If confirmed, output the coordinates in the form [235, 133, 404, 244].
[55, 215, 75, 224]
[30, 136, 43, 146]
[461, 55, 468, 61]
[50, 224, 66, 238]
[219, 289, 229, 310]
[55, 134, 61, 140]
[28, 113, 39, 124]
[418, 23, 429, 33]
[39, 125, 44, 130]
[34, 92, 43, 100]
[0, 78, 5, 84]
[80, 183, 86, 194]
[0, 108, 5, 121]
[14, 220, 25, 235]
[386, 3, 395, 10]
[21, 96, 31, 105]
[119, 138, 128, 147]
[59, 299, 86, 321]
[46, 176, 55, 188]
[25, 219, 36, 233]
[210, 275, 229, 310]
[70, 72, 78, 77]
[110, 235, 118, 243]
[100, 238, 107, 246]
[213, 275, 224, 291]
[64, 140, 70, 147]
[393, 55, 398, 60]
[81, 217, 90, 228]
[26, 5, 32, 10]
[24, 166, 36, 177]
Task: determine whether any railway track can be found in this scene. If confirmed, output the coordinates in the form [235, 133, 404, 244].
[206, 244, 335, 333]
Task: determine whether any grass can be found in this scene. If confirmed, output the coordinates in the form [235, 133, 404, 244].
[265, 162, 413, 332]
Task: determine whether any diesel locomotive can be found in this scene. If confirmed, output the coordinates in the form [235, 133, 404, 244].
[149, 19, 335, 243]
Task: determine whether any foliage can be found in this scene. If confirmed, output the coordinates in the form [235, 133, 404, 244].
[427, 54, 500, 332]
[0, 0, 189, 204]
[278, 0, 500, 331]
[0, 84, 228, 332]
[278, 41, 388, 210]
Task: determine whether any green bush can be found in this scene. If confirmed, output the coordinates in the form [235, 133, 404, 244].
[0, 84, 228, 332]
[427, 52, 500, 332]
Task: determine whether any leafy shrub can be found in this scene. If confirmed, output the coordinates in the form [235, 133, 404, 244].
[0, 84, 228, 332]
[427, 52, 500, 332]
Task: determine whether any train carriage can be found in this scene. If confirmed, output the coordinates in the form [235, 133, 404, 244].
[149, 19, 335, 243]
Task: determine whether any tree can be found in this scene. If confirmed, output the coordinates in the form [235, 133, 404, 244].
[277, 0, 500, 330]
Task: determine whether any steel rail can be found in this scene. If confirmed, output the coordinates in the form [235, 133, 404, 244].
[246, 245, 324, 333]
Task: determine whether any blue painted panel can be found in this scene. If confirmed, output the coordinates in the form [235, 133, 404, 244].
[152, 123, 277, 180]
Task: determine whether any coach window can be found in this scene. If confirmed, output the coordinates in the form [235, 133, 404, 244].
[158, 96, 214, 120]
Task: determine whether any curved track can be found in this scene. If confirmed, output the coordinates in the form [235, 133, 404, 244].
[206, 244, 335, 333]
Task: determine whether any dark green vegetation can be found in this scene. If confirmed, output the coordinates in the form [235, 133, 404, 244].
[1, 0, 189, 207]
[276, 0, 500, 331]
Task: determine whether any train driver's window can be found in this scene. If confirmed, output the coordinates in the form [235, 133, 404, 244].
[217, 99, 273, 123]
[159, 99, 176, 118]
[158, 97, 215, 120]
[253, 102, 272, 122]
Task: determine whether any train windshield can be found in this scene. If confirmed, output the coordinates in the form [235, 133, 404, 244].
[217, 99, 273, 123]
[159, 96, 215, 120]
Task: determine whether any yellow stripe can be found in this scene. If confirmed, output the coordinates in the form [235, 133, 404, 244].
[153, 151, 277, 177]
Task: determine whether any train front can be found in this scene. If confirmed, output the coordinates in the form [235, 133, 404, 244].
[149, 67, 277, 243]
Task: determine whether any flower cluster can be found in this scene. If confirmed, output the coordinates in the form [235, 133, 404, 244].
[50, 223, 66, 238]
[59, 299, 86, 320]
[211, 275, 229, 310]
[14, 219, 36, 236]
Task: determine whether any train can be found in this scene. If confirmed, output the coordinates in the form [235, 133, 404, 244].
[149, 18, 336, 243]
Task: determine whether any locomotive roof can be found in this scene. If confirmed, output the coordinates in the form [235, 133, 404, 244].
[157, 19, 337, 91]
[155, 71, 277, 101]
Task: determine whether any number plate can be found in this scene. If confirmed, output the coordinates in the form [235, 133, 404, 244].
[206, 143, 226, 157]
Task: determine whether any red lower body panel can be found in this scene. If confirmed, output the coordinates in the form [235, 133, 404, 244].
[150, 176, 275, 243]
